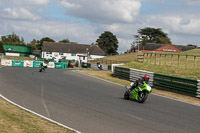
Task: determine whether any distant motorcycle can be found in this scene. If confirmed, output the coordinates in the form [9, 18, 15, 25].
[97, 62, 103, 70]
[124, 82, 152, 103]
[39, 63, 47, 72]
[68, 60, 74, 68]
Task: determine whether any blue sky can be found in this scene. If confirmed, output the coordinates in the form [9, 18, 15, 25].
[0, 0, 200, 53]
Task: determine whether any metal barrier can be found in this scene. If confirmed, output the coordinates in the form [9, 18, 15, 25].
[153, 73, 198, 97]
[114, 67, 130, 81]
[129, 68, 154, 86]
[197, 80, 200, 98]
[114, 66, 200, 98]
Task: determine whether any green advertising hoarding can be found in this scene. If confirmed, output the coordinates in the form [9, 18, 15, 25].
[33, 61, 42, 67]
[54, 62, 68, 69]
[12, 60, 24, 67]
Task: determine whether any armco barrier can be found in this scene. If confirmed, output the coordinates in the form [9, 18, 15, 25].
[54, 62, 68, 69]
[24, 60, 33, 67]
[47, 62, 55, 68]
[1, 59, 12, 66]
[129, 68, 154, 86]
[33, 61, 42, 67]
[114, 67, 130, 81]
[114, 66, 200, 98]
[153, 73, 198, 97]
[197, 80, 200, 98]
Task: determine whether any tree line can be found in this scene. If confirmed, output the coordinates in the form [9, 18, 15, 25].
[0, 27, 171, 55]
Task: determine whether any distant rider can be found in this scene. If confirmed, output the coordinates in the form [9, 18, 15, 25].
[40, 60, 48, 70]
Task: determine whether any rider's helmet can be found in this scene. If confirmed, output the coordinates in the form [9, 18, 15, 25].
[144, 74, 149, 82]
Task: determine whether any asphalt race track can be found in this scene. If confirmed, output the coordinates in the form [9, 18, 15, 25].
[0, 67, 200, 133]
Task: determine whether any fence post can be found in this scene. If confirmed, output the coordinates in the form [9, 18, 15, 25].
[159, 54, 161, 65]
[194, 56, 196, 68]
[150, 53, 152, 64]
[171, 55, 173, 66]
[178, 55, 180, 67]
[186, 55, 188, 69]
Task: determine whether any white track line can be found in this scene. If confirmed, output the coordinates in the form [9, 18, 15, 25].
[76, 71, 200, 107]
[41, 83, 51, 118]
[0, 94, 81, 133]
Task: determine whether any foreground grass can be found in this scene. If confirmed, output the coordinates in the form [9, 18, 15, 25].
[79, 71, 200, 104]
[0, 97, 75, 133]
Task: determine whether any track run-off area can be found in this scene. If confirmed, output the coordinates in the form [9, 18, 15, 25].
[0, 67, 200, 133]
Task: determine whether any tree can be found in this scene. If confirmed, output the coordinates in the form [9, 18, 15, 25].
[1, 32, 25, 46]
[135, 27, 171, 48]
[59, 39, 70, 43]
[37, 37, 55, 50]
[0, 42, 4, 53]
[27, 39, 39, 50]
[96, 31, 119, 55]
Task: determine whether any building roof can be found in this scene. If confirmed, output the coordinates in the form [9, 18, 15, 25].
[174, 45, 196, 51]
[139, 43, 196, 51]
[140, 43, 166, 50]
[42, 42, 105, 56]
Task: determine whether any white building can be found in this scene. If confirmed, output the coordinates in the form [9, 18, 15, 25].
[42, 42, 105, 63]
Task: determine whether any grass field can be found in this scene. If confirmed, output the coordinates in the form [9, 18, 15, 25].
[100, 49, 200, 79]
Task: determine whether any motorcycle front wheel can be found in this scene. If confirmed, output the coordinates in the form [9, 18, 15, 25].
[124, 91, 130, 100]
[138, 91, 148, 103]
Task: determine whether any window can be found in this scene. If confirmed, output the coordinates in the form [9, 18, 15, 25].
[168, 47, 171, 50]
[59, 52, 63, 55]
[46, 52, 52, 54]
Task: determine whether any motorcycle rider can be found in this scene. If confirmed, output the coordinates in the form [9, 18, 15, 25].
[97, 62, 103, 70]
[129, 74, 149, 95]
[40, 60, 48, 71]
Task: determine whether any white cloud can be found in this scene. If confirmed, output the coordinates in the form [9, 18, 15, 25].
[118, 38, 133, 53]
[146, 15, 200, 36]
[0, 19, 98, 43]
[0, 8, 40, 21]
[59, 0, 141, 23]
[5, 0, 49, 6]
[60, 0, 80, 8]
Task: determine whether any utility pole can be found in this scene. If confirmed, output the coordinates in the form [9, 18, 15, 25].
[138, 36, 142, 52]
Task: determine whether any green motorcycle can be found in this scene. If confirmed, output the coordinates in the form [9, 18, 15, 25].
[124, 82, 152, 103]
